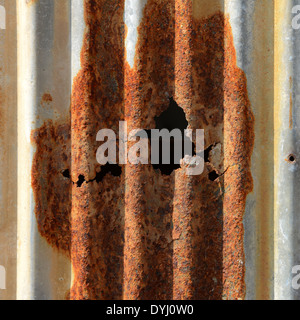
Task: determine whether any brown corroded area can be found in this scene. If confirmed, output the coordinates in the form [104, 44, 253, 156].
[31, 120, 71, 254]
[223, 18, 254, 299]
[31, 0, 254, 300]
[70, 0, 125, 300]
[123, 0, 176, 300]
[40, 93, 53, 109]
[41, 93, 53, 103]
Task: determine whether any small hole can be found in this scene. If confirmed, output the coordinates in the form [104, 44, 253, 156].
[62, 169, 70, 179]
[209, 170, 219, 181]
[95, 163, 122, 183]
[287, 154, 296, 163]
[77, 175, 85, 187]
[204, 145, 214, 163]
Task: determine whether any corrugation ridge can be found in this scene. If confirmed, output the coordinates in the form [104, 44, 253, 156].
[70, 0, 125, 300]
[124, 0, 175, 300]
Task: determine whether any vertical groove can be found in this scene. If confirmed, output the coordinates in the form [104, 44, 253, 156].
[123, 54, 145, 299]
[172, 0, 194, 300]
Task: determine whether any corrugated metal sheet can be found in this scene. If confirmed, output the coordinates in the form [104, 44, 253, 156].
[0, 0, 299, 300]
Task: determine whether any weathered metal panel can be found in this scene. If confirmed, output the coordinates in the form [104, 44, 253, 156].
[0, 0, 17, 301]
[0, 0, 299, 300]
[274, 0, 300, 300]
[17, 0, 71, 300]
[226, 0, 275, 300]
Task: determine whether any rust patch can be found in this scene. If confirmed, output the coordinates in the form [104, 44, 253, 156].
[123, 0, 176, 300]
[41, 93, 53, 104]
[31, 0, 254, 300]
[70, 0, 125, 300]
[222, 18, 254, 300]
[31, 120, 71, 254]
[41, 93, 53, 109]
[123, 0, 254, 300]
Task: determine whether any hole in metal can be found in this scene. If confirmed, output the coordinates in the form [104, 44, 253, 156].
[76, 164, 122, 187]
[150, 97, 195, 175]
[209, 170, 219, 181]
[287, 154, 296, 163]
[62, 169, 70, 179]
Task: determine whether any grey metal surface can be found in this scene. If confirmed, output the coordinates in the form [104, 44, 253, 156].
[274, 0, 300, 301]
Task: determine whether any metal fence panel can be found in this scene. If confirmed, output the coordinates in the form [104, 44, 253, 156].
[0, 0, 298, 300]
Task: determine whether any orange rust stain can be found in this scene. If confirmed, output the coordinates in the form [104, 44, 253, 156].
[41, 93, 53, 103]
[123, 0, 176, 300]
[31, 0, 253, 301]
[123, 0, 254, 300]
[31, 120, 71, 255]
[41, 93, 53, 109]
[70, 0, 125, 300]
[222, 18, 254, 300]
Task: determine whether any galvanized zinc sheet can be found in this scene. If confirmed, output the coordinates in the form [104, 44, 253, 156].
[0, 0, 299, 300]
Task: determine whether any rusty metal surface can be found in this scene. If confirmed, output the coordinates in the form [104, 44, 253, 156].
[0, 0, 298, 300]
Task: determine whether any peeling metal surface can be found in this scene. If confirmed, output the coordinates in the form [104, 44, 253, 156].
[0, 0, 298, 300]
